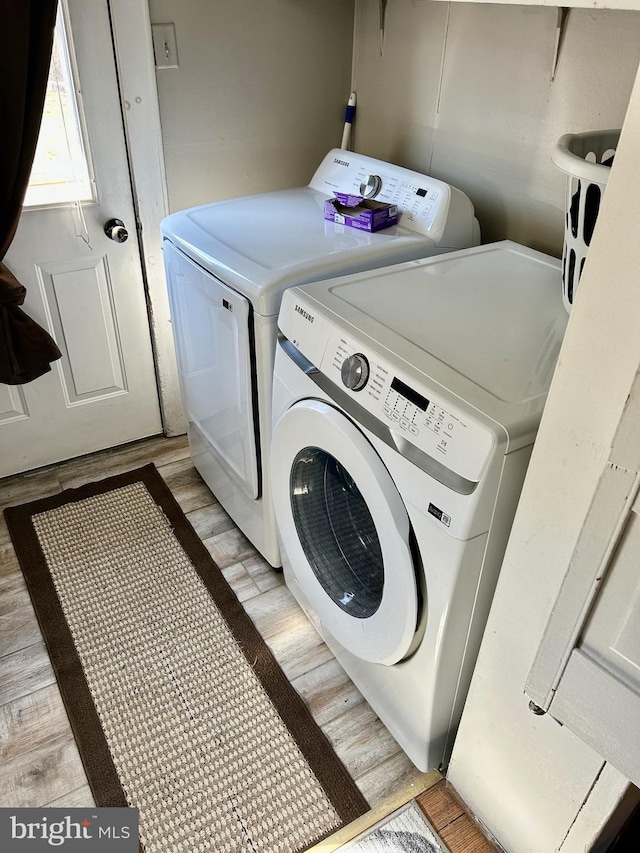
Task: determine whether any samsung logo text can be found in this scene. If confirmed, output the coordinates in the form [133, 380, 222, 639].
[295, 305, 314, 323]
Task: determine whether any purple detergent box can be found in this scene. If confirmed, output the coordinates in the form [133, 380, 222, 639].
[324, 192, 398, 232]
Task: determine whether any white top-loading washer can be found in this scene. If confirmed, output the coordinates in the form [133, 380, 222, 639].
[161, 149, 479, 566]
[270, 241, 567, 770]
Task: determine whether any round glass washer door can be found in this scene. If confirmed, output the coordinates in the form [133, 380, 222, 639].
[271, 398, 419, 665]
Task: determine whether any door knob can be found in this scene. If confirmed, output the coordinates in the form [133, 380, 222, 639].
[104, 218, 129, 243]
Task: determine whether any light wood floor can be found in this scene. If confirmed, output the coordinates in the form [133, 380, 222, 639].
[0, 434, 427, 810]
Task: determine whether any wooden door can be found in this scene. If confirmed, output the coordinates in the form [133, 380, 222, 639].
[0, 0, 162, 477]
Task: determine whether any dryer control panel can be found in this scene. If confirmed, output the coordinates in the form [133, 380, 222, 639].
[309, 149, 477, 243]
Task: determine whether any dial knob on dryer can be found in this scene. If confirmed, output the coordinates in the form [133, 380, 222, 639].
[341, 353, 370, 391]
[359, 174, 383, 199]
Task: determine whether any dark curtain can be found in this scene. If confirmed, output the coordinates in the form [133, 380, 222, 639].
[0, 0, 62, 385]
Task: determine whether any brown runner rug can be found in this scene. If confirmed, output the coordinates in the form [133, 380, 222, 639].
[4, 463, 368, 852]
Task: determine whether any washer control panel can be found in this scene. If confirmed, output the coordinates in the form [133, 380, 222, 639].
[327, 329, 494, 483]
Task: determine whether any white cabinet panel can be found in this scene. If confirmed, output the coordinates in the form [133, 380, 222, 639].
[527, 371, 640, 787]
[552, 650, 640, 788]
[582, 506, 640, 682]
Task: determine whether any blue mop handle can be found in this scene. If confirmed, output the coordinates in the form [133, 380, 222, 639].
[341, 92, 357, 150]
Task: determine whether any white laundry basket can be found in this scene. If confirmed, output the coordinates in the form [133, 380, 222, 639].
[552, 129, 619, 313]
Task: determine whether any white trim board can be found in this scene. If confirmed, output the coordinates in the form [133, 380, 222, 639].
[108, 0, 185, 436]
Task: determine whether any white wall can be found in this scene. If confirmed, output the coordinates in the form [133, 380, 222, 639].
[149, 0, 354, 212]
[353, 2, 640, 256]
[352, 4, 640, 850]
[448, 62, 640, 852]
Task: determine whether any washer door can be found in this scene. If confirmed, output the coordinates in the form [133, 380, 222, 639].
[271, 399, 419, 665]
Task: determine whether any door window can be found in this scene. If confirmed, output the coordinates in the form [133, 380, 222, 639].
[290, 447, 384, 618]
[25, 3, 93, 208]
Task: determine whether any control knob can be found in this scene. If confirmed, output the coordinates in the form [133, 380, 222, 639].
[341, 353, 369, 391]
[359, 174, 382, 199]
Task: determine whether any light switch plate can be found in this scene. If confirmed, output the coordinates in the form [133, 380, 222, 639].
[152, 23, 179, 69]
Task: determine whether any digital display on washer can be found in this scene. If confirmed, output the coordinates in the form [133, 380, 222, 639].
[391, 377, 429, 411]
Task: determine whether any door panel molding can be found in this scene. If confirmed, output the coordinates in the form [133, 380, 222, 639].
[40, 256, 127, 401]
[0, 386, 29, 424]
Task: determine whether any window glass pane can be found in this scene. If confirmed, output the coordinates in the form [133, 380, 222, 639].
[290, 447, 384, 619]
[24, 6, 93, 207]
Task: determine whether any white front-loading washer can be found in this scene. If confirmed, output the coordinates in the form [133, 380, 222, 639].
[270, 241, 568, 771]
[161, 149, 479, 567]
